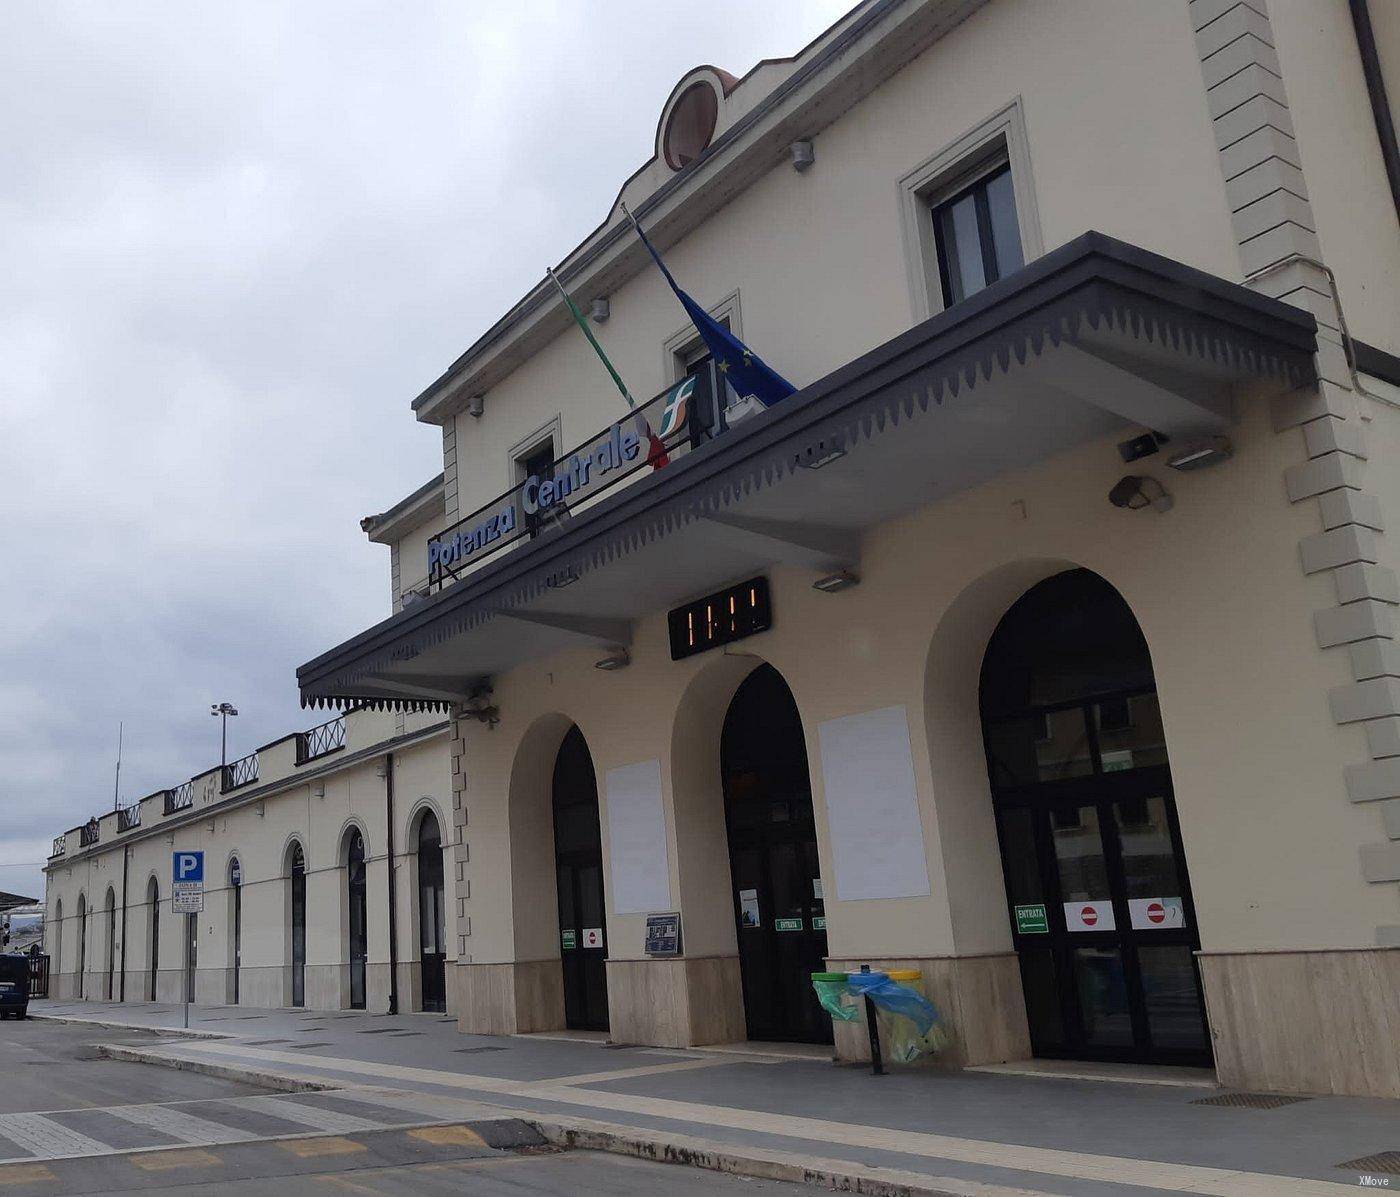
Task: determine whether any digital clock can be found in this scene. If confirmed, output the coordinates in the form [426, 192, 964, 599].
[668, 577, 772, 661]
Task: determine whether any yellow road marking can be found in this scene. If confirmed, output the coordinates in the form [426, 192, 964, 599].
[129, 1148, 221, 1171]
[0, 1163, 56, 1185]
[407, 1124, 486, 1147]
[281, 1136, 367, 1158]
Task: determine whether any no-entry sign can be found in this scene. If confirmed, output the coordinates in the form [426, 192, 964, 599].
[1063, 900, 1115, 932]
[1128, 896, 1184, 929]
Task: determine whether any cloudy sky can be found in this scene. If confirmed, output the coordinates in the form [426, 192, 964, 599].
[0, 1, 851, 904]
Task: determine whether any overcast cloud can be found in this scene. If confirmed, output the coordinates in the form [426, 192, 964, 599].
[0, 1, 851, 903]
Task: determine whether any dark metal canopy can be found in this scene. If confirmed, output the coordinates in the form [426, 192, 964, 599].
[298, 231, 1316, 712]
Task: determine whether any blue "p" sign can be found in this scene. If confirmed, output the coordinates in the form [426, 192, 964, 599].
[173, 851, 204, 883]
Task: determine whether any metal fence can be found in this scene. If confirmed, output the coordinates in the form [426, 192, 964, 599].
[163, 781, 195, 816]
[50, 836, 65, 859]
[27, 954, 48, 998]
[295, 714, 347, 766]
[221, 751, 259, 794]
[78, 820, 99, 847]
[117, 802, 142, 832]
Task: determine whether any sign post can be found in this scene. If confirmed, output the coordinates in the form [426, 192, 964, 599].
[172, 852, 204, 1030]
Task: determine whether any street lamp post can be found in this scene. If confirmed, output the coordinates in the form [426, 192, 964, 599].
[210, 702, 238, 771]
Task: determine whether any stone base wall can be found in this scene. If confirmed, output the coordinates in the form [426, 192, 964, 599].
[452, 960, 563, 1035]
[605, 956, 745, 1048]
[1200, 948, 1400, 1097]
[825, 953, 1030, 1069]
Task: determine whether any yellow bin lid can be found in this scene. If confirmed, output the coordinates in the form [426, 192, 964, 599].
[887, 969, 922, 981]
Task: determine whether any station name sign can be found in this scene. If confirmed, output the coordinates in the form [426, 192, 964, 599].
[429, 419, 649, 579]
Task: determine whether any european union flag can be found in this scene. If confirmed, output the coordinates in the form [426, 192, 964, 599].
[632, 219, 797, 409]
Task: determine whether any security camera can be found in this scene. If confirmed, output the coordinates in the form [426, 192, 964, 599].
[1109, 475, 1173, 513]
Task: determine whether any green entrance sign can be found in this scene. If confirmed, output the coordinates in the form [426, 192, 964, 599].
[561, 929, 577, 950]
[1014, 904, 1049, 935]
[774, 917, 804, 932]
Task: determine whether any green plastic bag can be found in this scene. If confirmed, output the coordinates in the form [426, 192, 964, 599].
[811, 972, 858, 1022]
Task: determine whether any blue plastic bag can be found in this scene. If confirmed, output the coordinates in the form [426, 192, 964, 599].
[847, 971, 938, 1036]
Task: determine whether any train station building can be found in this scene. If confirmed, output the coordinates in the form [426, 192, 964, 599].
[49, 0, 1400, 1098]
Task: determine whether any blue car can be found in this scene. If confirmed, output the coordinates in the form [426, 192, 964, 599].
[0, 955, 29, 1019]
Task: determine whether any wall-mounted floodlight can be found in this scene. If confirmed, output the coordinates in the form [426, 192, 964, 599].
[1108, 475, 1173, 513]
[467, 394, 485, 419]
[790, 139, 815, 172]
[595, 649, 631, 671]
[590, 297, 610, 323]
[812, 569, 860, 593]
[1167, 436, 1233, 472]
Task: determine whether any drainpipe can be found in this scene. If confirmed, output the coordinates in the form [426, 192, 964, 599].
[1349, 0, 1400, 227]
[384, 752, 399, 1015]
[118, 845, 129, 1002]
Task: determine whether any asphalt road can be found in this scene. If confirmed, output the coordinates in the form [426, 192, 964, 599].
[0, 1020, 802, 1194]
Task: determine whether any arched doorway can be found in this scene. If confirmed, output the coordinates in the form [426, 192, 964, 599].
[147, 878, 160, 1001]
[104, 888, 116, 1000]
[228, 858, 242, 1005]
[980, 569, 1209, 1065]
[76, 894, 87, 998]
[416, 811, 446, 1013]
[722, 664, 829, 1044]
[288, 842, 306, 1007]
[345, 829, 368, 1010]
[552, 726, 608, 1031]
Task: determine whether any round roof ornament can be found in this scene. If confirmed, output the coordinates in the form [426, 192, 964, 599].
[662, 79, 720, 170]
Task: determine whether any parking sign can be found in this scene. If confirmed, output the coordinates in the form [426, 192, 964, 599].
[173, 850, 205, 914]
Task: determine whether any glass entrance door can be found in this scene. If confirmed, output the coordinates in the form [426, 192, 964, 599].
[553, 727, 609, 1031]
[723, 665, 830, 1045]
[981, 570, 1210, 1067]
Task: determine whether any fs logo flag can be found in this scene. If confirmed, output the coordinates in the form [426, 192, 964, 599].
[657, 376, 696, 438]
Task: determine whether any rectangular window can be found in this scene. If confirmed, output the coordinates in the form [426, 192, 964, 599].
[516, 438, 556, 538]
[931, 162, 1024, 308]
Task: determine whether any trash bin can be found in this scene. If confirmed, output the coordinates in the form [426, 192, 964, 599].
[810, 971, 858, 1022]
[849, 968, 945, 1064]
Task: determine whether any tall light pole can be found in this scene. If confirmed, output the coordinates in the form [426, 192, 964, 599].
[211, 702, 238, 770]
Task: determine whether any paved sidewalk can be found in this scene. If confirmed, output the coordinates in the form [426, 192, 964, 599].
[32, 999, 1400, 1196]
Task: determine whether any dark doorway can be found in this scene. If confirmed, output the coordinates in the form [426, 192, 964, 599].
[981, 569, 1210, 1067]
[183, 911, 197, 1003]
[289, 843, 306, 1007]
[76, 895, 86, 998]
[147, 879, 159, 1001]
[105, 889, 116, 1001]
[552, 726, 608, 1031]
[417, 812, 447, 1013]
[722, 664, 830, 1044]
[347, 830, 368, 1010]
[230, 858, 242, 1005]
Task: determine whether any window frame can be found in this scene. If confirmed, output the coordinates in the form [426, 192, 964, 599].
[506, 415, 563, 490]
[897, 97, 1043, 322]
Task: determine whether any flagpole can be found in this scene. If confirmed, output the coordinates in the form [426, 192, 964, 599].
[545, 266, 635, 411]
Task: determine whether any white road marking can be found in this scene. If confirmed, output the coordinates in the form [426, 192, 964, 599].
[232, 1095, 381, 1134]
[107, 1103, 258, 1145]
[0, 1113, 108, 1158]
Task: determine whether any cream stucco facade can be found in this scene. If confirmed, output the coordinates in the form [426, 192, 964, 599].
[50, 0, 1400, 1098]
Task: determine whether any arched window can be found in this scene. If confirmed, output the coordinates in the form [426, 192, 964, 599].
[416, 811, 446, 1012]
[146, 877, 160, 1002]
[289, 842, 306, 1007]
[346, 830, 367, 1010]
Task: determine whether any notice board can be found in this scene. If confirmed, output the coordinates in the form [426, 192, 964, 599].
[817, 705, 931, 901]
[605, 759, 672, 914]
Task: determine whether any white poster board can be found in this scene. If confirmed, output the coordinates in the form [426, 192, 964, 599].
[605, 759, 672, 914]
[817, 705, 931, 901]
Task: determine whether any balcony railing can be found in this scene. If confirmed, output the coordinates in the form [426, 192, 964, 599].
[78, 819, 100, 847]
[117, 802, 142, 832]
[296, 714, 346, 765]
[50, 836, 66, 858]
[163, 781, 194, 816]
[428, 361, 743, 592]
[221, 751, 259, 794]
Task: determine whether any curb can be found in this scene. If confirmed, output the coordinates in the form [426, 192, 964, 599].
[99, 1042, 1051, 1197]
[96, 1043, 335, 1093]
[525, 1113, 1045, 1197]
[29, 1012, 229, 1040]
